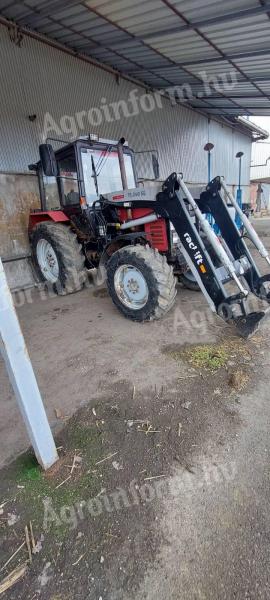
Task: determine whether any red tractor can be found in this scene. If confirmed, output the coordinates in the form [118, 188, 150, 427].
[29, 136, 188, 319]
[28, 136, 270, 336]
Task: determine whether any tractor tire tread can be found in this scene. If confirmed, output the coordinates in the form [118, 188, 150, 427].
[106, 244, 176, 321]
[31, 222, 87, 295]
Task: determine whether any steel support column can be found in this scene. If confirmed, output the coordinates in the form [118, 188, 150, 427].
[0, 258, 58, 470]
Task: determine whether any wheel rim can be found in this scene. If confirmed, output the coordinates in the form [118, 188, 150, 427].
[36, 239, 59, 283]
[114, 264, 149, 310]
[184, 270, 196, 282]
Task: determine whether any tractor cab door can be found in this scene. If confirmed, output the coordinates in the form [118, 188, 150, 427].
[56, 146, 80, 213]
[40, 144, 81, 213]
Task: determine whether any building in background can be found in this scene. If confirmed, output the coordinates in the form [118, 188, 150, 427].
[250, 117, 270, 212]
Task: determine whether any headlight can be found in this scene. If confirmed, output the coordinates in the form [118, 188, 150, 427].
[170, 225, 180, 245]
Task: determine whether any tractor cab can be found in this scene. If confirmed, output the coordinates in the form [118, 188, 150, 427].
[29, 137, 137, 214]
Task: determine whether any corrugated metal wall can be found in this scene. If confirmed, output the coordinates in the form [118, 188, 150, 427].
[251, 141, 270, 181]
[0, 24, 251, 189]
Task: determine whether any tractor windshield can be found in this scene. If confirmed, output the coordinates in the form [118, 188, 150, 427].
[81, 148, 135, 205]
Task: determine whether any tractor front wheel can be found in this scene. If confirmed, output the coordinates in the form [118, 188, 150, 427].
[106, 245, 176, 321]
[31, 222, 87, 295]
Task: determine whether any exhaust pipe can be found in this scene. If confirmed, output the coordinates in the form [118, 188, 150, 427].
[117, 137, 128, 190]
[120, 214, 158, 230]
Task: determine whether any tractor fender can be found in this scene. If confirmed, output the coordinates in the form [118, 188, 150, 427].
[29, 211, 70, 231]
[100, 232, 148, 267]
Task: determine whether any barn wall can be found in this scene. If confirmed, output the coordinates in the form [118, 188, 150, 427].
[0, 173, 40, 288]
[0, 24, 252, 183]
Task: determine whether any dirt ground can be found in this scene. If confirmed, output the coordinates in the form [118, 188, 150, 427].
[1, 224, 270, 599]
[0, 274, 223, 468]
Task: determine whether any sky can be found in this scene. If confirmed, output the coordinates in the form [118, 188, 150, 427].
[249, 116, 270, 136]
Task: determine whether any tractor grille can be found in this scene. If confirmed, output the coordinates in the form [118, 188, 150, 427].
[145, 219, 168, 252]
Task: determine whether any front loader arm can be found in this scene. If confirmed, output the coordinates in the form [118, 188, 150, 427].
[156, 173, 270, 337]
[156, 178, 227, 314]
[200, 176, 270, 299]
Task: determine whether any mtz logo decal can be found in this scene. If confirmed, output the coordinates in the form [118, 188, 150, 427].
[184, 233, 207, 273]
[127, 190, 146, 198]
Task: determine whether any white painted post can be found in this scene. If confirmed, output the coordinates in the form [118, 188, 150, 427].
[0, 258, 58, 470]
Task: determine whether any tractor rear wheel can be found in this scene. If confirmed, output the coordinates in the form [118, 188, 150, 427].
[106, 245, 176, 321]
[31, 222, 87, 295]
[179, 270, 200, 291]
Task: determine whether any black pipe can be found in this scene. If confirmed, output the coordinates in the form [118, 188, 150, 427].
[2, 254, 31, 263]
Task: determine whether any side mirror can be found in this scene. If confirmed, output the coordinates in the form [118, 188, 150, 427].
[152, 154, 160, 179]
[28, 163, 38, 172]
[39, 144, 58, 177]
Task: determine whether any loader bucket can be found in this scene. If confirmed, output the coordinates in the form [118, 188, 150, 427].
[231, 309, 270, 338]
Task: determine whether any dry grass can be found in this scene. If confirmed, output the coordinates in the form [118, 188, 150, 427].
[164, 339, 251, 372]
[229, 370, 250, 391]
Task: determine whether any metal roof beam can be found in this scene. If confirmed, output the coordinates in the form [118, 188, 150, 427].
[143, 3, 270, 40]
[14, 0, 84, 24]
[7, 2, 177, 91]
[0, 1, 18, 9]
[180, 49, 270, 67]
[195, 95, 270, 99]
[160, 0, 270, 110]
[253, 77, 270, 82]
[106, 3, 270, 47]
[86, 4, 255, 115]
[196, 106, 270, 109]
[135, 47, 270, 70]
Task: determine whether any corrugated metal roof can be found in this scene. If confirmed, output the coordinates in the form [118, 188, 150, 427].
[0, 0, 270, 118]
[170, 0, 257, 22]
